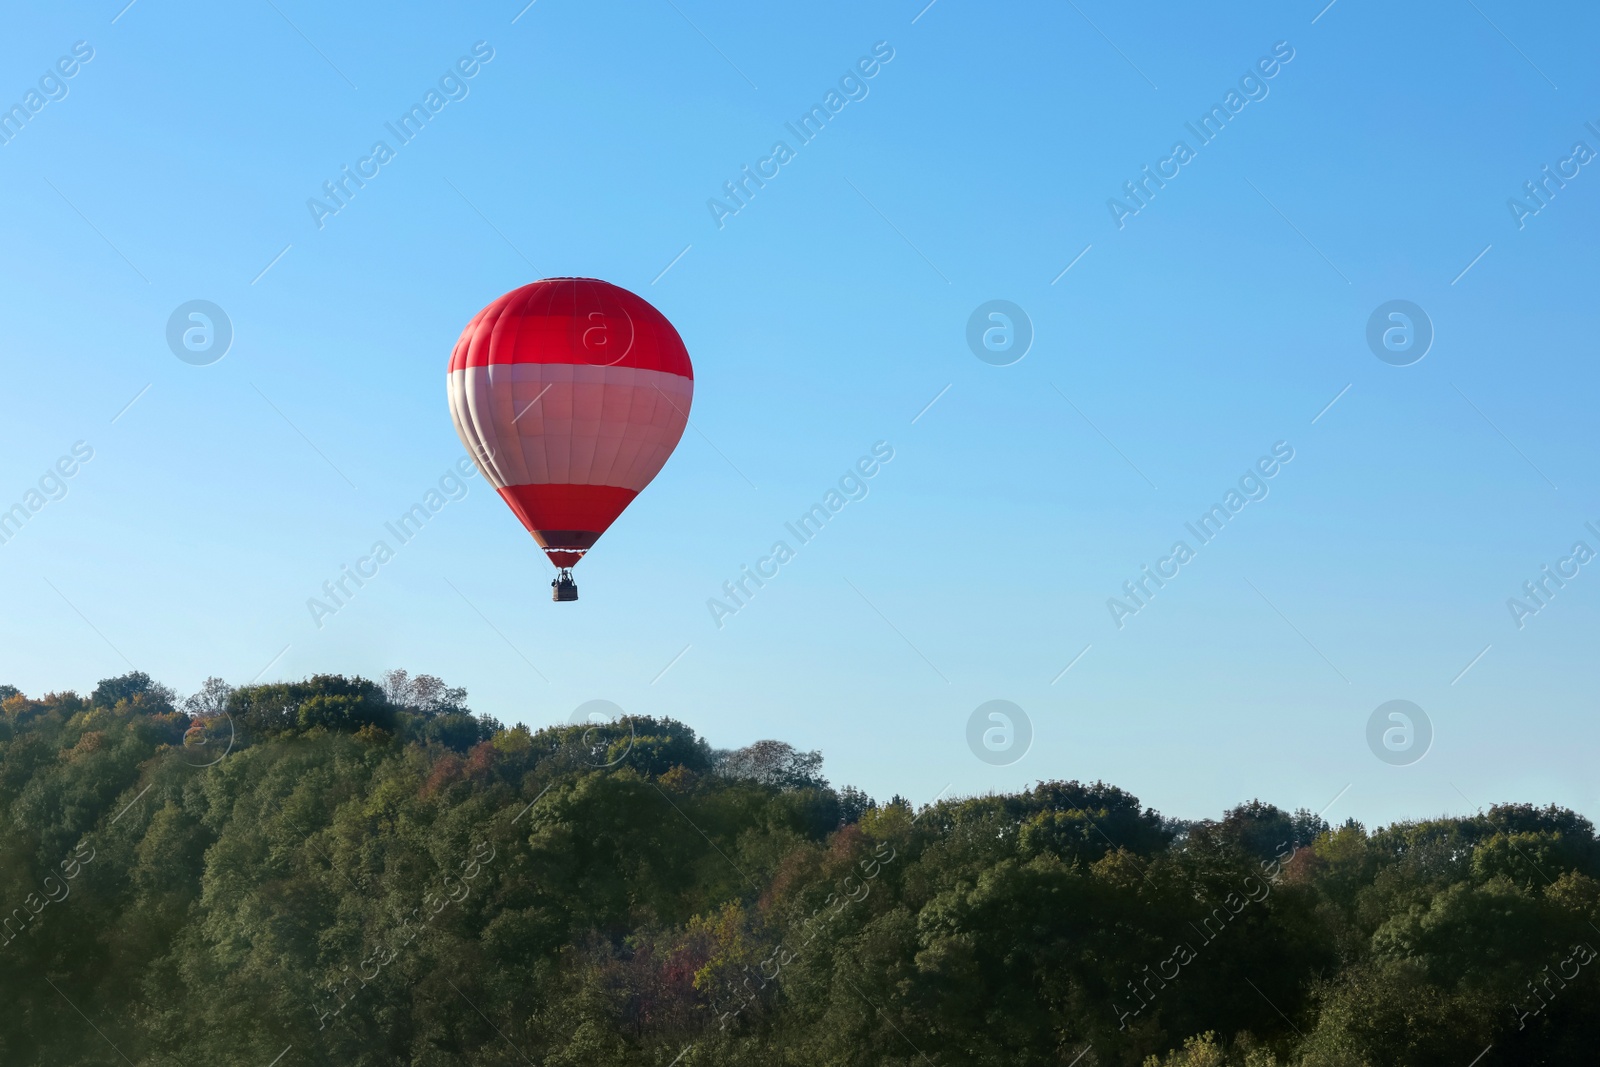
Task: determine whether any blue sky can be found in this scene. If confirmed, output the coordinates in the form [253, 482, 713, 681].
[2, 0, 1597, 829]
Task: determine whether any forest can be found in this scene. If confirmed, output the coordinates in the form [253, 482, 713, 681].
[0, 670, 1592, 1066]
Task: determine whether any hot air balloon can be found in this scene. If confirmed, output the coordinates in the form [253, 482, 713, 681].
[448, 278, 694, 601]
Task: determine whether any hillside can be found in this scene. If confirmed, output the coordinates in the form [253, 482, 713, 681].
[0, 672, 1593, 1066]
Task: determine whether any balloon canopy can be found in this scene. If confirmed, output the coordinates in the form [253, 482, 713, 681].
[448, 278, 694, 572]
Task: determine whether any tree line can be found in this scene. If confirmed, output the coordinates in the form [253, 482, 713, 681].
[0, 671, 1592, 1065]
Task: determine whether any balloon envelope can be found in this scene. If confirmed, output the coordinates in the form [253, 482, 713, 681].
[448, 278, 694, 568]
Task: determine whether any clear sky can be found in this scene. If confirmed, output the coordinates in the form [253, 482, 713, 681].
[2, 0, 1596, 830]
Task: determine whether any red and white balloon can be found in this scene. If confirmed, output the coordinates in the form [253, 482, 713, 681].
[448, 277, 693, 572]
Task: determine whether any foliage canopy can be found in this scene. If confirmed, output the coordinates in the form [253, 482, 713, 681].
[0, 672, 1592, 1065]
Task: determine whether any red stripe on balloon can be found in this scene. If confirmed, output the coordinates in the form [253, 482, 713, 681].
[451, 277, 693, 378]
[496, 483, 639, 569]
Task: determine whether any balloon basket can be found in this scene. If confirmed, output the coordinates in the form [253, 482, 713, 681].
[552, 569, 578, 602]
